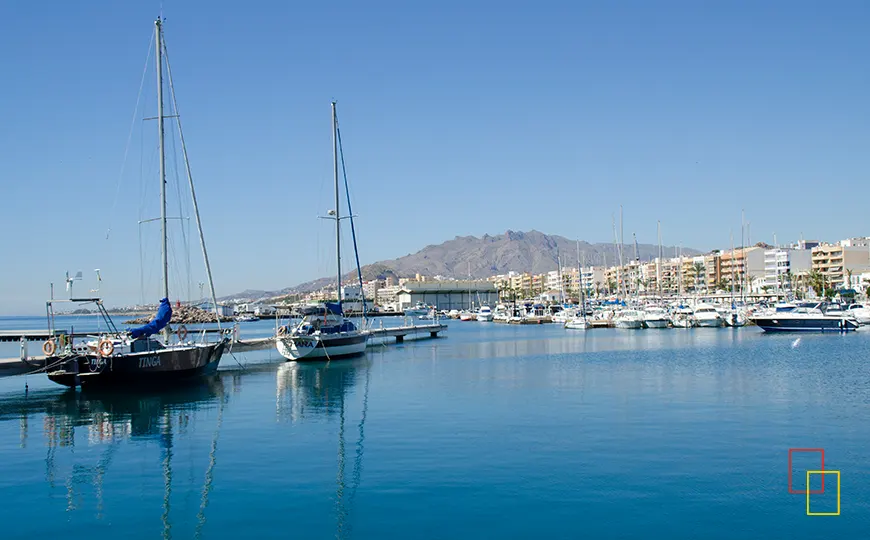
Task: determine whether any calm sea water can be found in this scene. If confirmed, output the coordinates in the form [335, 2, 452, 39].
[1, 316, 869, 538]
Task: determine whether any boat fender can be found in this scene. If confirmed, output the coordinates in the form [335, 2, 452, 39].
[177, 325, 188, 341]
[98, 339, 114, 357]
[277, 325, 287, 337]
[42, 339, 56, 356]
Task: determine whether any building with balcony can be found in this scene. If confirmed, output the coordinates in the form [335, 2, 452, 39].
[811, 244, 870, 289]
[762, 248, 811, 292]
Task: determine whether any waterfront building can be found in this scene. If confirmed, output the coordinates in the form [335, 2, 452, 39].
[718, 246, 765, 292]
[374, 285, 401, 306]
[762, 248, 811, 292]
[580, 266, 605, 296]
[811, 243, 870, 289]
[704, 252, 721, 290]
[397, 281, 499, 311]
[362, 279, 385, 301]
[546, 270, 561, 292]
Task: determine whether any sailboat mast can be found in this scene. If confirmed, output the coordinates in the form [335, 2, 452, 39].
[332, 101, 342, 308]
[155, 18, 170, 341]
[657, 221, 662, 298]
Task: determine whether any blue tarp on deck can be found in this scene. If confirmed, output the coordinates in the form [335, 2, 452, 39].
[128, 298, 172, 339]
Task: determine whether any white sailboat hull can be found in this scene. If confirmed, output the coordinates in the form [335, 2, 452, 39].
[277, 332, 368, 361]
[564, 319, 590, 330]
[644, 319, 670, 328]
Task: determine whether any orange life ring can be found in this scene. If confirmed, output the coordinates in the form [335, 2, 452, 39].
[98, 339, 114, 357]
[42, 339, 57, 356]
[177, 325, 188, 341]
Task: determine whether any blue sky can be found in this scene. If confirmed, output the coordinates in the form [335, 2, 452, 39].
[2, 1, 869, 314]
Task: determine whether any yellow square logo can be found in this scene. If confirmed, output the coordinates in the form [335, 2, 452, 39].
[806, 471, 840, 516]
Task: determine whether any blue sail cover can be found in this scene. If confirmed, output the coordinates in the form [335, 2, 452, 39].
[128, 298, 172, 339]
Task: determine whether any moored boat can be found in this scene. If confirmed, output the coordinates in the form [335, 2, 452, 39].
[694, 305, 724, 327]
[751, 303, 859, 332]
[477, 306, 494, 322]
[643, 306, 670, 328]
[276, 102, 369, 361]
[614, 309, 645, 329]
[45, 19, 227, 388]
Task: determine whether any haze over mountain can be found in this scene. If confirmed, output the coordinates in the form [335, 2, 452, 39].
[223, 230, 702, 301]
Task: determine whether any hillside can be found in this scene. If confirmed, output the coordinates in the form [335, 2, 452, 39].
[222, 230, 702, 301]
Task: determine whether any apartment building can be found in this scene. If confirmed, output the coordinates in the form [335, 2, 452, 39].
[811, 243, 870, 289]
[762, 248, 811, 291]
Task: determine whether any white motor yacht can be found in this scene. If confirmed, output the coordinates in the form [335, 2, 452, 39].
[477, 306, 494, 322]
[751, 302, 859, 332]
[643, 306, 670, 328]
[694, 305, 723, 327]
[846, 303, 870, 325]
[614, 309, 645, 329]
[671, 306, 695, 328]
[404, 302, 429, 317]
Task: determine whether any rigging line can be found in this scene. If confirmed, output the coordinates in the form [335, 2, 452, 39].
[167, 105, 192, 303]
[161, 36, 223, 332]
[335, 123, 366, 317]
[106, 31, 155, 241]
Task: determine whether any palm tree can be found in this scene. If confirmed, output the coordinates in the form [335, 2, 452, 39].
[807, 269, 826, 297]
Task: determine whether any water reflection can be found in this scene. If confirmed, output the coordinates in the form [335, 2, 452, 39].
[276, 359, 372, 539]
[0, 377, 226, 539]
[275, 358, 370, 422]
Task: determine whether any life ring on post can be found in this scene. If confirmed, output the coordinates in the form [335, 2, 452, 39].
[177, 325, 188, 342]
[42, 339, 57, 356]
[277, 325, 287, 337]
[98, 339, 114, 357]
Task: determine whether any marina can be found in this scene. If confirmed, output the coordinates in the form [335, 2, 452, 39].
[4, 3, 870, 537]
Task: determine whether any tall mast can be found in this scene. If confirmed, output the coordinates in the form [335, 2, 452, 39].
[332, 101, 342, 308]
[156, 18, 169, 341]
[612, 214, 620, 298]
[657, 221, 662, 298]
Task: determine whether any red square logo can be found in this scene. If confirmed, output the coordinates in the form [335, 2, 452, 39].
[789, 448, 825, 494]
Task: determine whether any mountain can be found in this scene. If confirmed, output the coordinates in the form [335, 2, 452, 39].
[222, 230, 703, 301]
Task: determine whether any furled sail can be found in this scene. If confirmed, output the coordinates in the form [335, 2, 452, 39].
[128, 298, 173, 338]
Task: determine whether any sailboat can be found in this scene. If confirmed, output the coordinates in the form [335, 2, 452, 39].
[276, 102, 369, 361]
[44, 19, 227, 388]
[565, 247, 590, 329]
